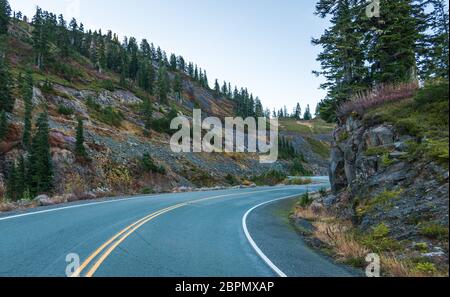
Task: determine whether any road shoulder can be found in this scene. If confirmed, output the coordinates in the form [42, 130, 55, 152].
[246, 197, 362, 277]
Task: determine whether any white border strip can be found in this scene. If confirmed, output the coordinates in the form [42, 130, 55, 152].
[242, 194, 301, 278]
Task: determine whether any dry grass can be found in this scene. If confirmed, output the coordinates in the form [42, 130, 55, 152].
[294, 202, 448, 277]
[337, 82, 418, 118]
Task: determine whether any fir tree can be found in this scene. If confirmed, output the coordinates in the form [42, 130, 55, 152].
[0, 55, 13, 112]
[173, 73, 182, 100]
[157, 66, 170, 104]
[214, 79, 221, 98]
[0, 109, 7, 140]
[6, 161, 17, 200]
[303, 104, 312, 120]
[20, 71, 33, 148]
[28, 112, 53, 196]
[0, 0, 11, 35]
[75, 118, 87, 159]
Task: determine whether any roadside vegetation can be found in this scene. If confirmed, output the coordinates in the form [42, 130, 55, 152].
[292, 192, 449, 277]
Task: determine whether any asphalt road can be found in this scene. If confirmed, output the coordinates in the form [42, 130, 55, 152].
[0, 180, 357, 277]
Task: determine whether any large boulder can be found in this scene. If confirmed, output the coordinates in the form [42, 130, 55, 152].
[34, 195, 54, 206]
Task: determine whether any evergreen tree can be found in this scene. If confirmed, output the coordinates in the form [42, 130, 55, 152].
[177, 56, 186, 72]
[0, 0, 11, 35]
[294, 103, 302, 120]
[157, 66, 170, 104]
[313, 0, 369, 122]
[16, 155, 27, 199]
[0, 56, 13, 112]
[214, 79, 221, 98]
[32, 7, 51, 69]
[0, 109, 7, 140]
[6, 161, 17, 200]
[169, 53, 177, 71]
[20, 71, 33, 148]
[142, 98, 153, 134]
[367, 0, 425, 84]
[28, 112, 53, 196]
[303, 104, 312, 120]
[418, 0, 449, 79]
[75, 118, 87, 159]
[173, 73, 182, 100]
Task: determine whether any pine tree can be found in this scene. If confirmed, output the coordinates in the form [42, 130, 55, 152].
[173, 73, 182, 100]
[32, 7, 51, 69]
[313, 0, 370, 122]
[20, 71, 33, 148]
[142, 98, 153, 134]
[0, 56, 13, 112]
[367, 0, 424, 84]
[214, 79, 221, 98]
[0, 0, 11, 35]
[169, 53, 177, 71]
[75, 118, 87, 159]
[6, 161, 17, 201]
[0, 109, 7, 140]
[294, 103, 302, 120]
[157, 66, 170, 104]
[418, 0, 449, 79]
[28, 112, 53, 196]
[16, 155, 27, 199]
[303, 104, 312, 120]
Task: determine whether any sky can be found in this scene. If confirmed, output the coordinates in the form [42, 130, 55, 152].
[9, 0, 330, 114]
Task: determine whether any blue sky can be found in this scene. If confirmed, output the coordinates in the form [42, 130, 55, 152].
[9, 0, 330, 113]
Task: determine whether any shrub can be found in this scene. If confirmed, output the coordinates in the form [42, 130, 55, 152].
[57, 105, 74, 116]
[381, 153, 394, 167]
[337, 131, 349, 142]
[337, 82, 418, 118]
[96, 106, 123, 127]
[414, 80, 449, 106]
[289, 158, 312, 176]
[101, 80, 115, 91]
[225, 174, 239, 186]
[151, 109, 179, 134]
[413, 262, 438, 275]
[287, 177, 312, 185]
[298, 192, 313, 207]
[356, 189, 403, 216]
[141, 153, 166, 175]
[419, 223, 449, 240]
[365, 146, 392, 156]
[252, 170, 287, 186]
[360, 223, 402, 253]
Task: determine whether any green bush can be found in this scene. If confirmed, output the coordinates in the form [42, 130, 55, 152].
[413, 262, 438, 275]
[101, 80, 116, 91]
[252, 170, 287, 186]
[151, 109, 179, 135]
[419, 223, 449, 240]
[57, 105, 74, 116]
[97, 106, 123, 127]
[225, 174, 239, 186]
[298, 192, 313, 207]
[360, 223, 402, 253]
[365, 146, 392, 156]
[141, 153, 166, 175]
[415, 80, 449, 106]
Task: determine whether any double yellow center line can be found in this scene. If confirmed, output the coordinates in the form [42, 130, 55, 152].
[70, 188, 290, 277]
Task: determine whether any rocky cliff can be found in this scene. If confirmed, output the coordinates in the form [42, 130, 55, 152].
[323, 86, 449, 271]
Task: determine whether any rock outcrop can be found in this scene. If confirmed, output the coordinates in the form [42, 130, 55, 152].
[327, 115, 449, 252]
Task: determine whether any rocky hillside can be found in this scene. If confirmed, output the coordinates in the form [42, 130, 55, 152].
[317, 81, 449, 275]
[0, 18, 333, 210]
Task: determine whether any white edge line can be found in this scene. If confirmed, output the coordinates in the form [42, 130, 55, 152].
[0, 187, 302, 222]
[242, 194, 302, 278]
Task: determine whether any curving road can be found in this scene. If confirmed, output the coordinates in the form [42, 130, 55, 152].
[0, 180, 356, 277]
